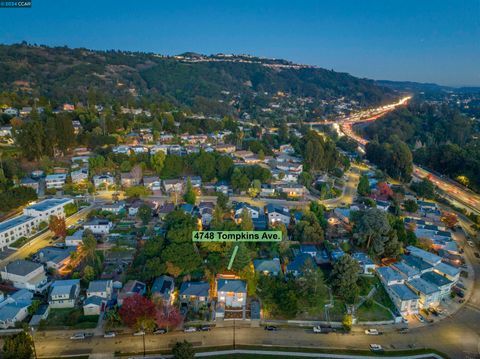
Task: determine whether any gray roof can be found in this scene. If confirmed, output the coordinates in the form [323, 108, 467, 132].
[376, 266, 404, 283]
[87, 280, 111, 293]
[3, 260, 42, 276]
[0, 215, 35, 233]
[179, 281, 210, 297]
[389, 284, 419, 301]
[37, 247, 75, 264]
[392, 262, 420, 279]
[254, 258, 281, 274]
[402, 255, 433, 272]
[406, 246, 442, 265]
[151, 275, 175, 296]
[421, 271, 452, 287]
[407, 278, 440, 295]
[217, 279, 246, 293]
[434, 262, 460, 277]
[25, 198, 71, 212]
[84, 295, 103, 307]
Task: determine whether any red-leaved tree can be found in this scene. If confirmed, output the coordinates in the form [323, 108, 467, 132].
[155, 305, 183, 330]
[119, 293, 156, 330]
[376, 182, 393, 200]
[49, 215, 67, 238]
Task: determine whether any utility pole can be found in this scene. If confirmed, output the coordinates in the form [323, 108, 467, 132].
[233, 318, 236, 350]
[30, 327, 38, 359]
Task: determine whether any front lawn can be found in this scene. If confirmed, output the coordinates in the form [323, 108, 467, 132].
[41, 308, 98, 330]
[356, 301, 393, 321]
[10, 236, 30, 248]
[372, 285, 397, 314]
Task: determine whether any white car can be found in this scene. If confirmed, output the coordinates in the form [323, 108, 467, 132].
[365, 329, 379, 335]
[104, 331, 116, 338]
[183, 327, 197, 333]
[369, 344, 383, 352]
[313, 326, 322, 333]
[70, 333, 85, 340]
[467, 241, 474, 247]
[133, 330, 145, 336]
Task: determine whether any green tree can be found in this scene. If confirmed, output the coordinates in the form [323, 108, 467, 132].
[352, 208, 392, 258]
[239, 208, 254, 231]
[150, 151, 166, 175]
[83, 265, 95, 282]
[82, 230, 100, 268]
[293, 212, 324, 243]
[331, 254, 360, 303]
[403, 199, 418, 213]
[215, 155, 234, 180]
[2, 331, 34, 359]
[410, 178, 435, 199]
[137, 204, 152, 225]
[230, 243, 250, 272]
[357, 174, 370, 196]
[183, 178, 196, 205]
[172, 340, 195, 359]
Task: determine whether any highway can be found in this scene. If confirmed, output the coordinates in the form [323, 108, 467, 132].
[339, 98, 480, 217]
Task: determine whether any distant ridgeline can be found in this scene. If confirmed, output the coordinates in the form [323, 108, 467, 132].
[0, 43, 394, 119]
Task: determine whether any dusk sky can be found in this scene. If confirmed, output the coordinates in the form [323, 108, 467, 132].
[0, 0, 478, 86]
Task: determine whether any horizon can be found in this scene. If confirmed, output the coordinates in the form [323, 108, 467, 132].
[0, 0, 478, 87]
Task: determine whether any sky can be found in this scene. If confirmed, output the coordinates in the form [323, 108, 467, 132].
[0, 0, 479, 86]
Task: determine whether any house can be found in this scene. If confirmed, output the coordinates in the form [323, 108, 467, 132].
[70, 168, 89, 183]
[0, 215, 41, 251]
[401, 255, 434, 275]
[278, 183, 307, 198]
[198, 202, 214, 226]
[260, 184, 276, 197]
[420, 271, 453, 299]
[36, 246, 75, 270]
[376, 200, 390, 211]
[406, 246, 442, 266]
[391, 261, 421, 281]
[432, 262, 460, 282]
[330, 248, 345, 262]
[151, 275, 175, 305]
[216, 279, 246, 308]
[351, 252, 376, 275]
[0, 260, 49, 292]
[19, 177, 39, 193]
[286, 253, 314, 277]
[117, 280, 146, 306]
[157, 202, 175, 219]
[163, 179, 183, 193]
[83, 295, 103, 316]
[0, 289, 33, 329]
[143, 176, 162, 192]
[87, 280, 113, 300]
[29, 304, 50, 327]
[253, 258, 281, 276]
[387, 284, 420, 317]
[83, 218, 113, 235]
[101, 202, 126, 215]
[215, 144, 236, 153]
[45, 174, 67, 189]
[185, 176, 202, 188]
[120, 173, 139, 188]
[92, 174, 115, 188]
[23, 198, 74, 222]
[234, 203, 261, 219]
[65, 230, 84, 247]
[406, 278, 441, 308]
[179, 281, 210, 307]
[266, 204, 290, 226]
[180, 203, 195, 215]
[376, 266, 404, 286]
[215, 182, 229, 195]
[48, 279, 80, 308]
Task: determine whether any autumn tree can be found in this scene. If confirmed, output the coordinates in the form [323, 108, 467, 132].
[441, 212, 458, 229]
[49, 215, 67, 238]
[155, 305, 183, 330]
[119, 293, 157, 331]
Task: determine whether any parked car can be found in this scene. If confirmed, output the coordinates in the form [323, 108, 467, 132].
[153, 328, 167, 335]
[133, 331, 145, 336]
[264, 326, 278, 331]
[416, 314, 425, 323]
[104, 331, 116, 338]
[70, 333, 85, 340]
[369, 344, 383, 352]
[365, 329, 379, 335]
[53, 242, 65, 248]
[183, 327, 197, 333]
[402, 317, 409, 324]
[467, 241, 474, 247]
[398, 328, 409, 334]
[199, 326, 212, 331]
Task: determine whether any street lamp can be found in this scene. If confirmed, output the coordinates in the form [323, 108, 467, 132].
[142, 324, 146, 357]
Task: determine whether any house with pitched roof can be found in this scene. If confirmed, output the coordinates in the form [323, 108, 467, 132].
[216, 279, 246, 308]
[0, 260, 49, 293]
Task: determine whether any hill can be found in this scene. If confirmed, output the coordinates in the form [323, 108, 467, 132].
[0, 43, 395, 119]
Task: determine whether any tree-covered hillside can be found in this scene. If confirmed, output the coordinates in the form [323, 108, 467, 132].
[0, 43, 394, 119]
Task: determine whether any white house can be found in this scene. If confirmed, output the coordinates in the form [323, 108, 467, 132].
[0, 215, 40, 251]
[0, 260, 49, 293]
[216, 279, 246, 308]
[23, 198, 74, 222]
[266, 204, 290, 226]
[92, 174, 115, 188]
[234, 203, 261, 219]
[48, 279, 80, 309]
[388, 284, 420, 317]
[83, 296, 103, 316]
[0, 289, 33, 329]
[45, 174, 67, 189]
[71, 168, 89, 183]
[405, 278, 441, 308]
[87, 280, 113, 300]
[163, 179, 184, 193]
[65, 230, 84, 247]
[83, 218, 113, 235]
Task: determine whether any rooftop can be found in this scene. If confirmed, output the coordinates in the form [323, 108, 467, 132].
[392, 261, 420, 279]
[434, 262, 460, 277]
[406, 246, 442, 265]
[2, 260, 43, 277]
[253, 258, 281, 274]
[88, 280, 112, 293]
[376, 266, 404, 283]
[179, 281, 210, 297]
[25, 198, 72, 212]
[389, 283, 419, 301]
[421, 271, 452, 287]
[407, 278, 440, 295]
[217, 279, 246, 293]
[0, 215, 35, 233]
